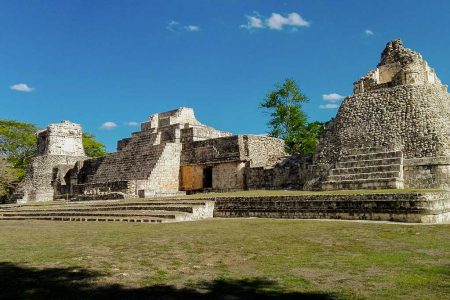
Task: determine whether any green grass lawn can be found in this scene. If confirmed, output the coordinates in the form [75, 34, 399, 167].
[0, 219, 448, 299]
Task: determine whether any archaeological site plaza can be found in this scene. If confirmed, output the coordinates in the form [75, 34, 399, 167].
[3, 39, 450, 224]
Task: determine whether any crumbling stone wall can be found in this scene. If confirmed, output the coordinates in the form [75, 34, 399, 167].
[181, 136, 242, 165]
[212, 162, 246, 191]
[244, 136, 286, 167]
[246, 155, 312, 190]
[404, 157, 450, 190]
[181, 135, 285, 166]
[37, 120, 85, 156]
[180, 134, 289, 192]
[353, 39, 447, 94]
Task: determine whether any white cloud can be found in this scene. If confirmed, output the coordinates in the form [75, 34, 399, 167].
[126, 121, 138, 126]
[319, 103, 339, 109]
[322, 93, 345, 102]
[10, 83, 34, 92]
[320, 93, 345, 109]
[166, 20, 179, 32]
[266, 12, 310, 30]
[365, 29, 374, 36]
[241, 12, 310, 31]
[184, 25, 200, 32]
[100, 121, 117, 130]
[167, 20, 201, 32]
[240, 15, 264, 30]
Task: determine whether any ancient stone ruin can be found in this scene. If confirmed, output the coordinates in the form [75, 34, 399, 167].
[8, 39, 450, 205]
[4, 39, 450, 224]
[311, 39, 450, 191]
[9, 108, 288, 203]
[9, 121, 87, 203]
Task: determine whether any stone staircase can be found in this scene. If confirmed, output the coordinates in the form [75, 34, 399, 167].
[322, 147, 404, 190]
[0, 199, 214, 223]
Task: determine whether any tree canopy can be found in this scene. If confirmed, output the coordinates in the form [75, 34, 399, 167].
[82, 133, 108, 158]
[0, 159, 16, 201]
[261, 79, 325, 155]
[0, 120, 38, 177]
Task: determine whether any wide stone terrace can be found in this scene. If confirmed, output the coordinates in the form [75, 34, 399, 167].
[1, 189, 449, 224]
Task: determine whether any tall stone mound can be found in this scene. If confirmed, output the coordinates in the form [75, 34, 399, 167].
[311, 39, 450, 190]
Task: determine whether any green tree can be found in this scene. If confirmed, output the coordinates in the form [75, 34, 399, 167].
[301, 121, 326, 155]
[82, 133, 107, 158]
[261, 79, 328, 155]
[0, 120, 38, 177]
[261, 79, 311, 154]
[0, 158, 16, 202]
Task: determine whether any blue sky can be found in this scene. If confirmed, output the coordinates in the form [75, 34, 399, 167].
[1, 1, 449, 151]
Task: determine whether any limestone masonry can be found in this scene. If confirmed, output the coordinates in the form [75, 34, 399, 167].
[6, 39, 450, 224]
[309, 39, 450, 191]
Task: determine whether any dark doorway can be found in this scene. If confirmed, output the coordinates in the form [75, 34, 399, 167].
[203, 167, 213, 189]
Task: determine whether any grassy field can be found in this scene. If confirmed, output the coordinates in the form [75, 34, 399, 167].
[0, 219, 448, 299]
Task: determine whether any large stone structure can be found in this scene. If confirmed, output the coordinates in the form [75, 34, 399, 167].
[309, 39, 450, 191]
[10, 108, 287, 203]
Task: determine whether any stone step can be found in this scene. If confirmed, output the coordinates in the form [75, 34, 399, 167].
[336, 157, 403, 169]
[330, 164, 402, 175]
[338, 150, 402, 163]
[343, 146, 394, 156]
[86, 200, 209, 206]
[328, 171, 401, 181]
[322, 178, 404, 191]
[0, 199, 214, 222]
[0, 200, 209, 211]
[6, 205, 197, 214]
[0, 215, 168, 223]
[0, 210, 184, 219]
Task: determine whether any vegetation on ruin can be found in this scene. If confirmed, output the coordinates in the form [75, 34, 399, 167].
[0, 219, 448, 299]
[0, 119, 107, 202]
[261, 79, 326, 155]
[82, 133, 108, 158]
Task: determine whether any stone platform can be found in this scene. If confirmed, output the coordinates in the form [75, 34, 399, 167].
[212, 191, 450, 224]
[2, 191, 448, 224]
[0, 199, 214, 223]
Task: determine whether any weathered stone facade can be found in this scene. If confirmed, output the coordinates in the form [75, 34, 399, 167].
[9, 121, 87, 203]
[246, 155, 312, 190]
[308, 39, 450, 191]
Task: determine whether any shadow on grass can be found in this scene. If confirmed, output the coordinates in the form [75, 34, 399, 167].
[0, 262, 339, 299]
